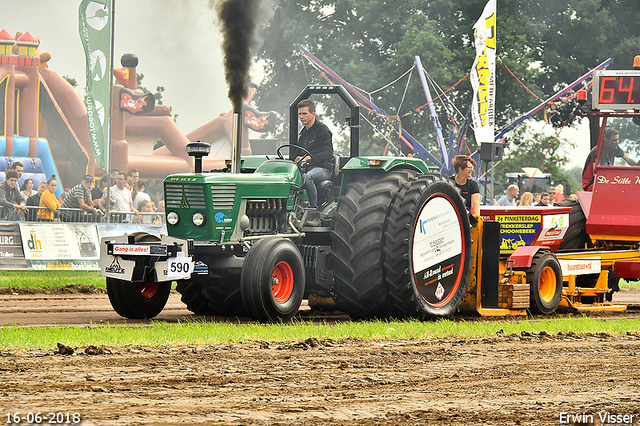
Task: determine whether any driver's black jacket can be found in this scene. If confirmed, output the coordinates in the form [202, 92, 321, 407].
[292, 119, 334, 171]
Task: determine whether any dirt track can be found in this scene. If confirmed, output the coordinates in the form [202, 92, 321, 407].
[2, 291, 640, 425]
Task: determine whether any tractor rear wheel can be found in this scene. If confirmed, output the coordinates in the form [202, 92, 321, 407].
[330, 170, 417, 319]
[201, 273, 245, 316]
[176, 279, 218, 315]
[526, 251, 563, 314]
[240, 237, 305, 322]
[383, 174, 472, 318]
[557, 200, 589, 250]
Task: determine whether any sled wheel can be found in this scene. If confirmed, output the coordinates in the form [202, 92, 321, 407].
[330, 170, 417, 319]
[107, 277, 171, 319]
[526, 252, 562, 314]
[139, 281, 159, 298]
[383, 173, 472, 319]
[106, 233, 171, 319]
[241, 237, 305, 322]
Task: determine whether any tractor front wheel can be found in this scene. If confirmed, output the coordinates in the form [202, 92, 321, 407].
[240, 237, 305, 322]
[526, 252, 563, 314]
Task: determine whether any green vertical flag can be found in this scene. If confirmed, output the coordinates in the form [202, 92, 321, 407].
[79, 0, 112, 170]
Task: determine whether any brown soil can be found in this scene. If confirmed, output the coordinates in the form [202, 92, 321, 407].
[1, 291, 640, 425]
[2, 335, 640, 425]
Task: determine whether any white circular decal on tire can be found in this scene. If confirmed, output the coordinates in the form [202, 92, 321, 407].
[412, 196, 464, 306]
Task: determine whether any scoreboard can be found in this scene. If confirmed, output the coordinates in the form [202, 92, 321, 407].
[592, 70, 640, 110]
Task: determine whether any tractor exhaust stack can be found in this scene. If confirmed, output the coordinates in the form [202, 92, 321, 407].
[231, 112, 243, 174]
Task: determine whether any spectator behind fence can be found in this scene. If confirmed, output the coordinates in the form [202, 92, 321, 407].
[110, 171, 138, 222]
[60, 174, 98, 222]
[518, 191, 534, 206]
[37, 175, 61, 221]
[20, 178, 34, 201]
[12, 161, 23, 180]
[132, 179, 151, 210]
[0, 170, 26, 220]
[92, 175, 109, 214]
[136, 199, 160, 224]
[129, 168, 140, 187]
[26, 181, 46, 221]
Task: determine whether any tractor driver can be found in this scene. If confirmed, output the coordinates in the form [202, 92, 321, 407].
[293, 99, 334, 212]
[582, 128, 638, 191]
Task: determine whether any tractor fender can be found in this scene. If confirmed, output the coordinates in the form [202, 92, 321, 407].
[507, 246, 549, 269]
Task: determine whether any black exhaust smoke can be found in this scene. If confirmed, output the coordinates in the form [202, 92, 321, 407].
[215, 0, 269, 173]
[215, 0, 266, 113]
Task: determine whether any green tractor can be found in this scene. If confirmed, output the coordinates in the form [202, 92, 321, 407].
[100, 85, 474, 321]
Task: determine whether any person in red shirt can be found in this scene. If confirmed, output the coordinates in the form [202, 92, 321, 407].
[582, 128, 637, 191]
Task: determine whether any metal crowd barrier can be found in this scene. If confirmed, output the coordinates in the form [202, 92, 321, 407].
[0, 206, 165, 225]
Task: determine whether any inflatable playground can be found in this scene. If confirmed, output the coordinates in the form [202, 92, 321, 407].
[0, 29, 277, 197]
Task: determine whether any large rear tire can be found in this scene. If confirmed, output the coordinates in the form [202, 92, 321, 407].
[330, 170, 417, 319]
[201, 273, 245, 316]
[176, 280, 218, 315]
[240, 237, 305, 322]
[106, 233, 171, 319]
[525, 251, 562, 314]
[557, 200, 589, 250]
[383, 174, 472, 318]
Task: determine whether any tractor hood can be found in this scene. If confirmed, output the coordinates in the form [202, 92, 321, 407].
[163, 160, 303, 241]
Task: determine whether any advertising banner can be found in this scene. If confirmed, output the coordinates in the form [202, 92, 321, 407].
[0, 223, 27, 269]
[470, 0, 496, 144]
[79, 0, 112, 169]
[19, 223, 100, 270]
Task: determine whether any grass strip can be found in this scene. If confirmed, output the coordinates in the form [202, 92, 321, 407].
[1, 316, 640, 350]
[0, 271, 105, 290]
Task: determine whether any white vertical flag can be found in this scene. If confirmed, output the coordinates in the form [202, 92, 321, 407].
[470, 0, 496, 143]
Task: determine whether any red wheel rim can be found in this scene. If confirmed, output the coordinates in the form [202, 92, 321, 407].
[139, 281, 159, 298]
[271, 261, 294, 303]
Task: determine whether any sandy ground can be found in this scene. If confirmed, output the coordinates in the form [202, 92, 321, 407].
[1, 290, 640, 425]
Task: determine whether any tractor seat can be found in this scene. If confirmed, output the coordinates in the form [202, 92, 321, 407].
[317, 155, 341, 205]
[317, 155, 341, 191]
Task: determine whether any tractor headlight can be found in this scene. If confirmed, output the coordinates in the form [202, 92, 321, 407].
[167, 211, 180, 226]
[192, 212, 206, 227]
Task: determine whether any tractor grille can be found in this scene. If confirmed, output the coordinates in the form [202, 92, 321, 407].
[246, 198, 286, 233]
[246, 198, 285, 214]
[165, 184, 206, 209]
[211, 185, 237, 210]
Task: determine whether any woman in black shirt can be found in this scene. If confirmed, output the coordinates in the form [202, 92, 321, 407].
[450, 155, 480, 215]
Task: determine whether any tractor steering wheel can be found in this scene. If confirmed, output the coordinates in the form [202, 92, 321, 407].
[276, 144, 313, 168]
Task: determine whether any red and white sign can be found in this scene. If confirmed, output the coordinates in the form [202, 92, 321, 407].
[559, 258, 601, 276]
[112, 245, 150, 255]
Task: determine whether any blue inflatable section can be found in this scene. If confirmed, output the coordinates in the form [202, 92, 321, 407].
[0, 136, 64, 198]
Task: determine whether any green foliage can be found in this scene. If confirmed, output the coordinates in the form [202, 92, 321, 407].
[494, 124, 577, 193]
[136, 73, 165, 105]
[255, 0, 640, 171]
[62, 76, 78, 88]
